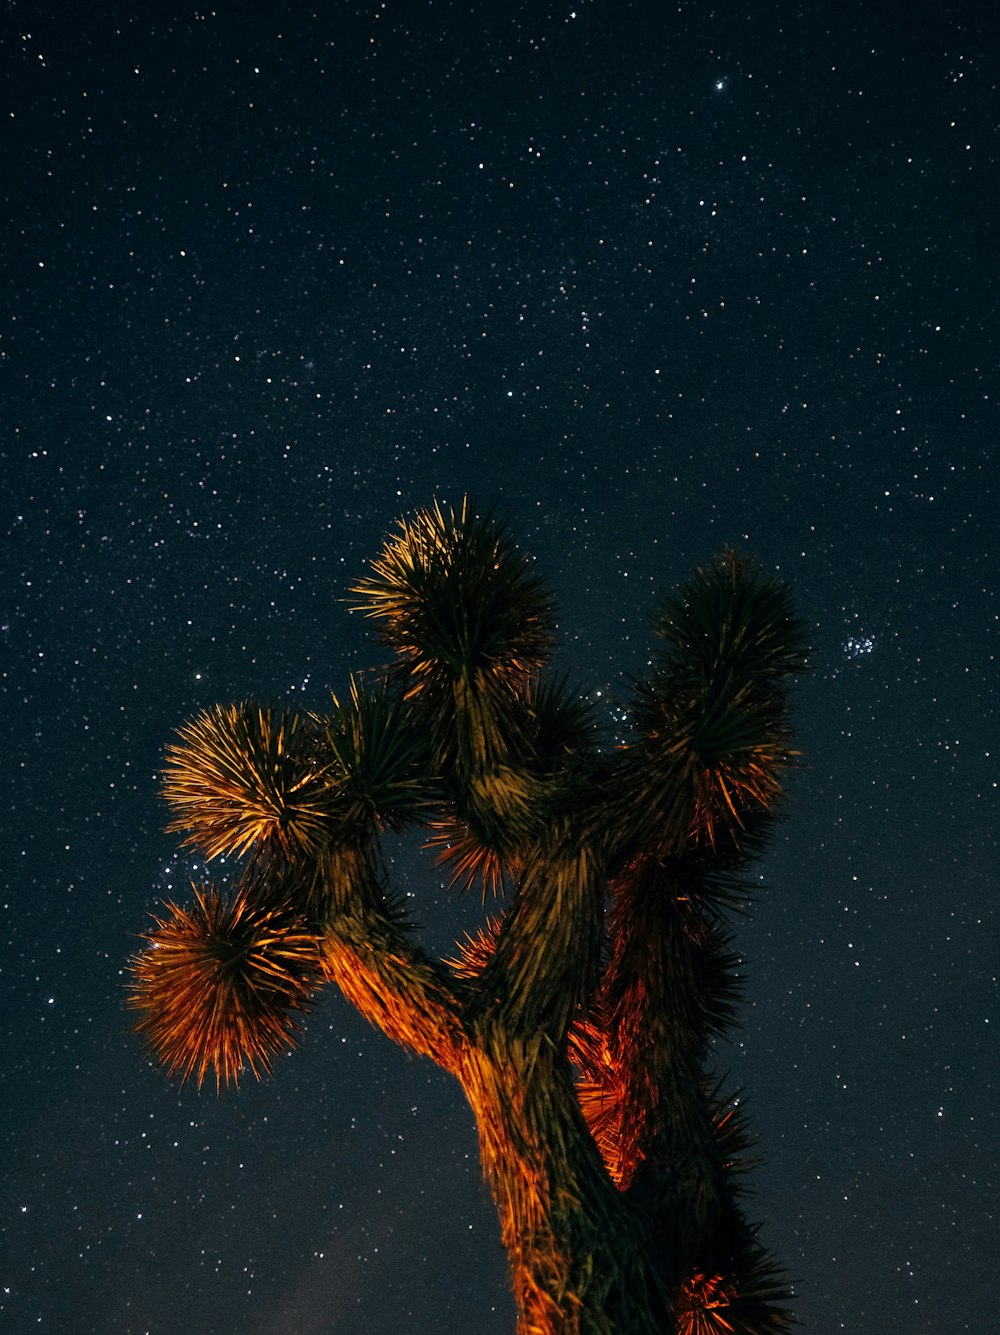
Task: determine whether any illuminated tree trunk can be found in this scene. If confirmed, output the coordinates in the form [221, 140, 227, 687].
[459, 1033, 669, 1335]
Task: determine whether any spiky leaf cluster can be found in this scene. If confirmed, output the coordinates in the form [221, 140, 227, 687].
[349, 499, 555, 736]
[129, 880, 322, 1088]
[526, 672, 598, 764]
[350, 498, 554, 681]
[162, 702, 336, 860]
[675, 1239, 796, 1335]
[319, 673, 433, 837]
[425, 811, 513, 897]
[444, 916, 503, 978]
[626, 549, 810, 851]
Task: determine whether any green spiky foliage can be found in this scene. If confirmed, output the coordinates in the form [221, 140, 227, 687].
[618, 549, 809, 858]
[320, 673, 434, 837]
[129, 500, 810, 1335]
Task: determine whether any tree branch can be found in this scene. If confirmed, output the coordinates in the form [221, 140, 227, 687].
[473, 817, 605, 1041]
[315, 845, 468, 1073]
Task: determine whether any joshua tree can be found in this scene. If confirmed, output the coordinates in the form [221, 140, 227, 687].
[129, 499, 810, 1334]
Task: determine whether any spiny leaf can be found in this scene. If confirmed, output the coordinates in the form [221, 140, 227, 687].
[526, 673, 598, 761]
[318, 674, 433, 833]
[128, 877, 323, 1089]
[620, 552, 810, 854]
[675, 1234, 796, 1335]
[444, 916, 504, 978]
[652, 549, 811, 685]
[349, 497, 555, 694]
[425, 812, 514, 898]
[162, 702, 337, 861]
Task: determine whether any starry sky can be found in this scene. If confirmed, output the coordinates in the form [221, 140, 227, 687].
[2, 2, 996, 1331]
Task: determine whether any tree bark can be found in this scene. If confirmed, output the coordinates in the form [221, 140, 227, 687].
[316, 846, 675, 1333]
[318, 847, 467, 1072]
[458, 1029, 671, 1335]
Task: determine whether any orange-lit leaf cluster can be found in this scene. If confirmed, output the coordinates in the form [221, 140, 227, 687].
[129, 881, 322, 1088]
[444, 917, 503, 979]
[676, 1270, 738, 1334]
[162, 703, 334, 861]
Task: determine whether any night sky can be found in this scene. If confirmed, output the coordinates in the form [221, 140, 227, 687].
[3, 3, 996, 1331]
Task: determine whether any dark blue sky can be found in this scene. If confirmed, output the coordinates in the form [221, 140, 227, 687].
[3, 3, 995, 1331]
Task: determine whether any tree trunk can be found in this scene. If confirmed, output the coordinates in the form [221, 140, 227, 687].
[459, 1029, 671, 1335]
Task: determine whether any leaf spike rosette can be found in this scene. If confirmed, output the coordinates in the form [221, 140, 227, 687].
[625, 549, 811, 854]
[318, 672, 434, 837]
[161, 700, 337, 861]
[128, 875, 323, 1089]
[675, 1235, 795, 1335]
[348, 497, 556, 701]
